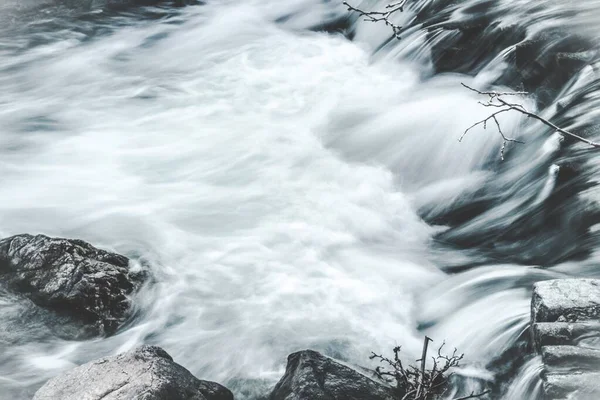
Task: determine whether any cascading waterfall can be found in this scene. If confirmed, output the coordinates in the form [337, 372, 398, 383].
[502, 357, 544, 400]
[1, 0, 600, 399]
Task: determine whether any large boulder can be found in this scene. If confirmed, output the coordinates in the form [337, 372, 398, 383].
[0, 234, 145, 337]
[532, 279, 600, 323]
[33, 345, 233, 400]
[269, 350, 394, 400]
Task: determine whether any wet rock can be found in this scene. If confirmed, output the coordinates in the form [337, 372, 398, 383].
[416, 0, 525, 76]
[555, 51, 597, 73]
[531, 279, 600, 399]
[415, 0, 462, 25]
[532, 279, 600, 323]
[514, 29, 596, 106]
[33, 345, 233, 400]
[556, 64, 598, 111]
[0, 234, 145, 338]
[533, 322, 600, 352]
[542, 345, 600, 373]
[269, 350, 394, 400]
[544, 372, 600, 400]
[172, 0, 203, 6]
[429, 22, 525, 75]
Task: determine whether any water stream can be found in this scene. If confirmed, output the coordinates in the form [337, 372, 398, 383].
[1, 0, 600, 398]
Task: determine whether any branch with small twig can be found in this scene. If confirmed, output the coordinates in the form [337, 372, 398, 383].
[453, 391, 491, 400]
[370, 337, 488, 400]
[343, 1, 409, 38]
[461, 83, 600, 160]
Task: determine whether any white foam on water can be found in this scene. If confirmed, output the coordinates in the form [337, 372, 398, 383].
[0, 0, 599, 399]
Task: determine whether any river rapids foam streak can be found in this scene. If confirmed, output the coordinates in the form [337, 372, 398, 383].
[1, 0, 600, 398]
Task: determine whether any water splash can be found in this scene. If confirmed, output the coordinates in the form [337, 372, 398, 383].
[502, 356, 544, 400]
[0, 0, 600, 399]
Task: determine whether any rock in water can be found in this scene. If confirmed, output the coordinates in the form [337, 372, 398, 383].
[33, 345, 233, 400]
[0, 234, 144, 337]
[532, 279, 600, 323]
[531, 279, 600, 399]
[269, 350, 394, 400]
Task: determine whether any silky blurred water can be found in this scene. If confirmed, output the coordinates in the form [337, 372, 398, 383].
[1, 0, 600, 399]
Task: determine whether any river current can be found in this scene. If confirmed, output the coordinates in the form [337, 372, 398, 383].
[1, 0, 600, 398]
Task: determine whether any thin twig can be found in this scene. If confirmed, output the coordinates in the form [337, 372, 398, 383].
[453, 390, 491, 400]
[371, 336, 486, 399]
[343, 1, 408, 38]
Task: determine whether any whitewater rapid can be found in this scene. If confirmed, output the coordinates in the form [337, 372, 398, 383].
[2, 0, 600, 399]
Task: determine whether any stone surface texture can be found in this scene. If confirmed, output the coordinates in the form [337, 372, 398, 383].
[33, 345, 233, 400]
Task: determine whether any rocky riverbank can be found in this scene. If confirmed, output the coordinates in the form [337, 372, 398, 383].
[0, 234, 400, 399]
[2, 234, 597, 400]
[32, 346, 400, 400]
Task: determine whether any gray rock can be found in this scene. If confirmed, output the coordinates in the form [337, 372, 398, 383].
[531, 279, 600, 399]
[33, 345, 233, 400]
[544, 372, 600, 400]
[542, 345, 600, 373]
[532, 322, 600, 352]
[532, 279, 600, 323]
[269, 350, 394, 400]
[0, 234, 145, 337]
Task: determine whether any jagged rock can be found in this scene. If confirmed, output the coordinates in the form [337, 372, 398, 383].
[33, 345, 233, 400]
[0, 234, 145, 338]
[269, 350, 394, 400]
[532, 279, 600, 323]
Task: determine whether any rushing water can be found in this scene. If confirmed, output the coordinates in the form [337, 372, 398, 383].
[1, 0, 600, 399]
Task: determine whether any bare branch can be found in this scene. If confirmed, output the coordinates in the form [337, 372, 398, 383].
[462, 85, 528, 97]
[453, 390, 491, 400]
[371, 336, 487, 399]
[461, 83, 600, 159]
[343, 1, 409, 38]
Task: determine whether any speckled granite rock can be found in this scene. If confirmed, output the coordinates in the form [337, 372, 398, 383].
[33, 345, 233, 400]
[532, 279, 600, 323]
